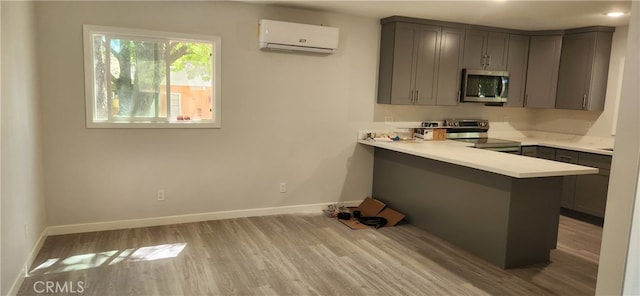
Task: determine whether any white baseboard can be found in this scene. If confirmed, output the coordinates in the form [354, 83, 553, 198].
[47, 200, 362, 236]
[7, 229, 48, 296]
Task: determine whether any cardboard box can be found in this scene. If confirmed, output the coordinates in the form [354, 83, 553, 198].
[338, 197, 405, 230]
[414, 128, 447, 141]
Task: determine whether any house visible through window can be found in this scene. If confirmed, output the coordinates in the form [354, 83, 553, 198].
[83, 25, 221, 128]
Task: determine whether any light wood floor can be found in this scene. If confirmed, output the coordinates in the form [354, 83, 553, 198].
[18, 214, 601, 295]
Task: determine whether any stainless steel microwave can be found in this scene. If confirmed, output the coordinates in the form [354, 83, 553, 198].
[461, 69, 509, 103]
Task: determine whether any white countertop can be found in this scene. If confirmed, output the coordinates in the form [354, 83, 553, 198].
[358, 139, 599, 179]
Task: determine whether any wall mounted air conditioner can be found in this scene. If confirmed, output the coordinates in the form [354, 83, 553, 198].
[258, 19, 339, 54]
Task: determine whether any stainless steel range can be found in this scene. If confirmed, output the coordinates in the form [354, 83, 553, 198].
[439, 119, 521, 154]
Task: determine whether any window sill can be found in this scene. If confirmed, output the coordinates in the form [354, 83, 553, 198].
[86, 121, 221, 129]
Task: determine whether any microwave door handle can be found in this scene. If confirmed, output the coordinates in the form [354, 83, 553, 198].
[500, 77, 507, 98]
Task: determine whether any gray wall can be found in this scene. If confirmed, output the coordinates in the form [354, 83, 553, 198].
[1, 1, 47, 294]
[35, 1, 378, 226]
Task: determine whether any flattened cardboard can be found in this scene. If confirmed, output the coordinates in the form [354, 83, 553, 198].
[377, 208, 405, 226]
[337, 197, 405, 230]
[358, 197, 385, 216]
[338, 219, 371, 230]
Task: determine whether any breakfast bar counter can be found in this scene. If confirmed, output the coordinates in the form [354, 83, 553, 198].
[358, 139, 599, 268]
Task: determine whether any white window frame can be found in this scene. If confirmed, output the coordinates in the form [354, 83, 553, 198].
[83, 25, 221, 128]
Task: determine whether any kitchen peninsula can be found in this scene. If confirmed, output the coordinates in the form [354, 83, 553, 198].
[359, 139, 598, 268]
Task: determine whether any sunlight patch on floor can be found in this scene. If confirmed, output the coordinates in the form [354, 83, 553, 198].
[27, 243, 187, 276]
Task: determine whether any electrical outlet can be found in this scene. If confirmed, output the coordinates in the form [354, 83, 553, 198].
[384, 116, 394, 124]
[280, 182, 287, 193]
[157, 189, 165, 201]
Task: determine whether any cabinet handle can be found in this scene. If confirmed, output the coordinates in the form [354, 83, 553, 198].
[481, 55, 486, 67]
[416, 89, 420, 103]
[487, 55, 492, 67]
[582, 94, 587, 109]
[524, 94, 529, 106]
[411, 90, 416, 104]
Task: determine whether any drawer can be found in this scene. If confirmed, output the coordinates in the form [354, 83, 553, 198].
[579, 152, 612, 170]
[555, 149, 579, 164]
[537, 147, 556, 160]
[521, 146, 537, 157]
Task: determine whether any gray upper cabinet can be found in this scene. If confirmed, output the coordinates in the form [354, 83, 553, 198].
[378, 17, 614, 110]
[463, 29, 509, 71]
[555, 29, 614, 111]
[378, 22, 440, 105]
[436, 27, 465, 106]
[524, 35, 563, 108]
[378, 20, 464, 106]
[505, 34, 530, 108]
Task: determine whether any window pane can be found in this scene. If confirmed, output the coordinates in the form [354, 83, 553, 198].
[92, 34, 108, 120]
[167, 41, 213, 121]
[110, 38, 167, 118]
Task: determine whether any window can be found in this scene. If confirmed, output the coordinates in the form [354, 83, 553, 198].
[83, 25, 221, 128]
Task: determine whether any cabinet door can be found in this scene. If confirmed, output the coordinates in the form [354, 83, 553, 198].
[505, 34, 530, 107]
[555, 149, 579, 209]
[463, 29, 486, 69]
[414, 25, 441, 105]
[521, 146, 536, 157]
[390, 23, 419, 104]
[574, 152, 611, 217]
[463, 30, 508, 70]
[555, 32, 596, 110]
[556, 31, 612, 111]
[536, 146, 556, 160]
[485, 32, 509, 71]
[436, 27, 465, 106]
[574, 172, 609, 218]
[524, 35, 562, 108]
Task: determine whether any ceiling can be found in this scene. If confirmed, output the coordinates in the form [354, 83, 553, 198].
[256, 1, 632, 30]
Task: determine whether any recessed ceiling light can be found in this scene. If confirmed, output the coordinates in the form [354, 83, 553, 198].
[605, 12, 626, 17]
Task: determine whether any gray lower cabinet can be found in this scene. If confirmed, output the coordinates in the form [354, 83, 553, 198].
[463, 29, 509, 71]
[555, 29, 614, 111]
[378, 21, 463, 106]
[574, 152, 611, 217]
[524, 35, 563, 108]
[554, 149, 579, 209]
[521, 146, 611, 218]
[536, 146, 556, 160]
[521, 146, 537, 157]
[505, 34, 530, 107]
[574, 172, 609, 217]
